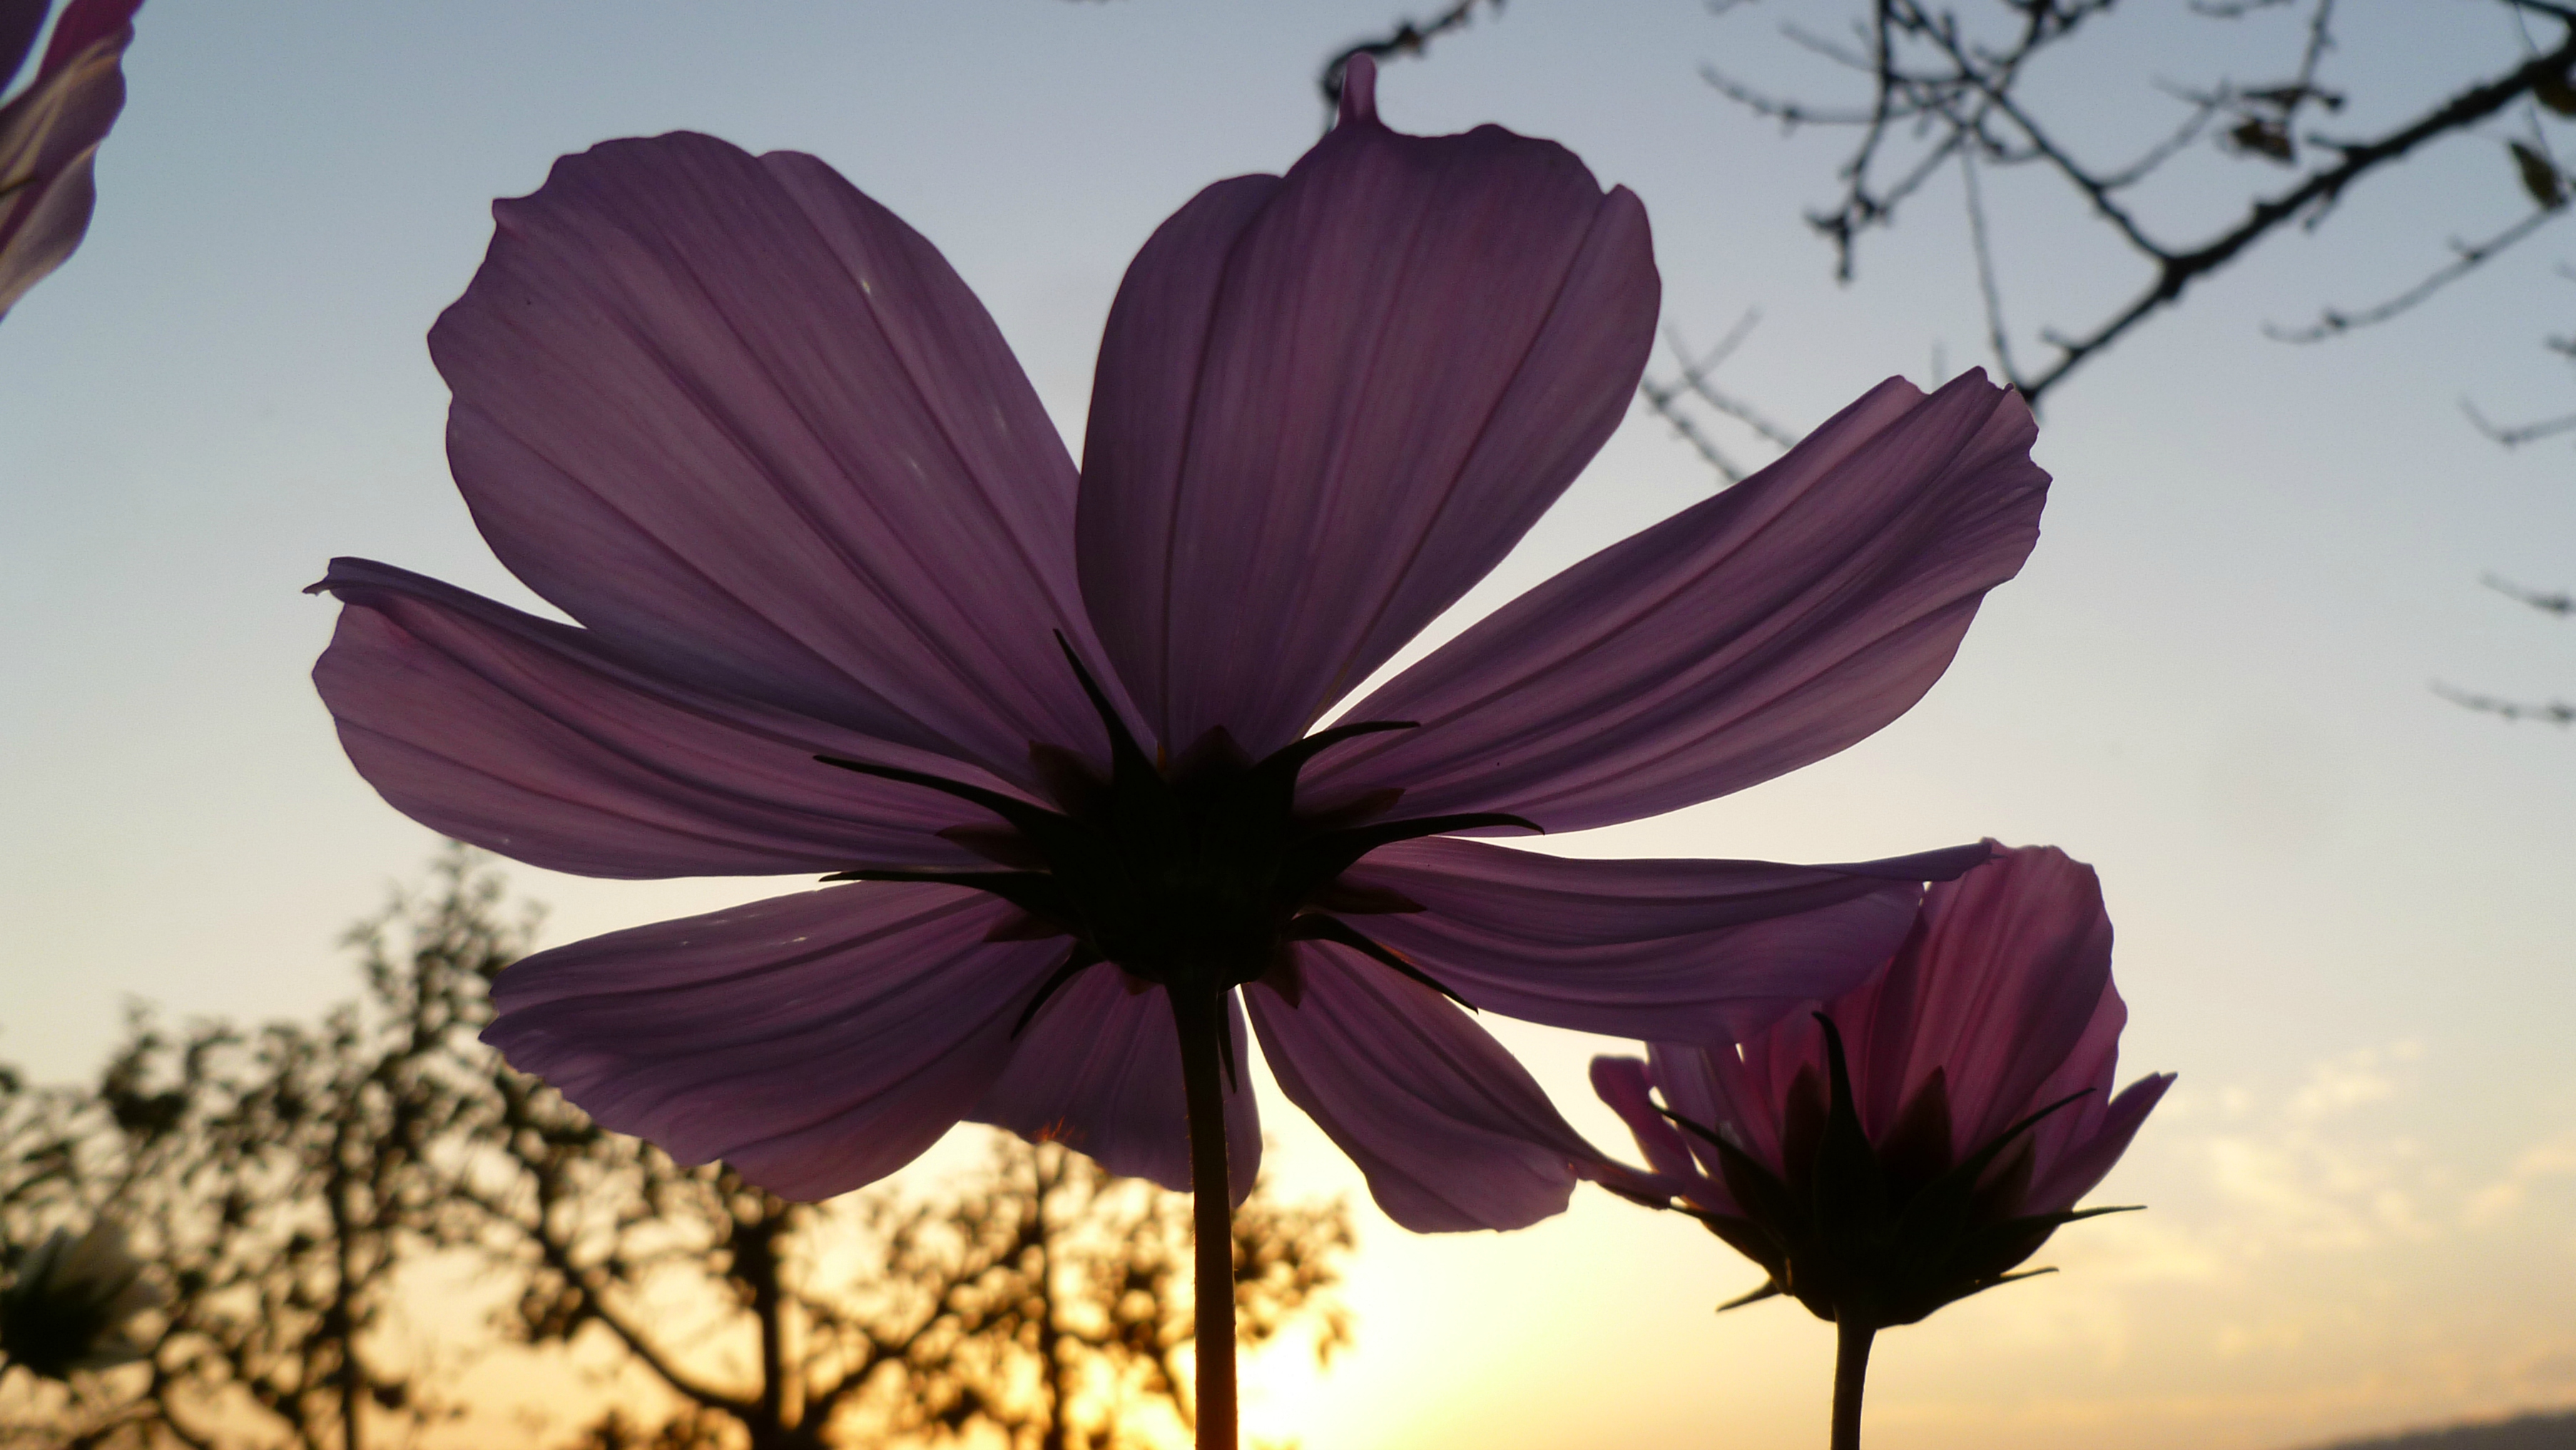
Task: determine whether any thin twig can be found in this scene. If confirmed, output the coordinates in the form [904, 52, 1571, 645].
[1636, 313, 1808, 483]
[1639, 377, 1751, 483]
[1320, 0, 1505, 116]
[2465, 395, 2576, 446]
[1959, 147, 2021, 387]
[2484, 572, 2576, 613]
[1670, 316, 1803, 448]
[2434, 681, 2576, 724]
[1704, 0, 2576, 404]
[2267, 205, 2567, 342]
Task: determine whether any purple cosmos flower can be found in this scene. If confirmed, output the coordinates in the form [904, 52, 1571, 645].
[308, 57, 2050, 1239]
[0, 0, 141, 320]
[1593, 844, 2173, 1329]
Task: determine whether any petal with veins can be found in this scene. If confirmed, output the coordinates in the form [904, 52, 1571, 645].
[1079, 61, 1656, 757]
[1843, 844, 2115, 1149]
[487, 883, 1057, 1202]
[1348, 837, 1986, 1043]
[1591, 1056, 1711, 1195]
[1310, 372, 2048, 831]
[2026, 1073, 2174, 1214]
[1247, 944, 1607, 1232]
[312, 558, 997, 879]
[974, 968, 1261, 1204]
[432, 132, 1116, 783]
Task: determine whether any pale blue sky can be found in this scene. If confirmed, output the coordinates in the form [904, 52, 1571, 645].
[3, 3, 2572, 1446]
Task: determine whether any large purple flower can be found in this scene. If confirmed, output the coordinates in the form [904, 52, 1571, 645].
[310, 58, 2050, 1235]
[0, 0, 140, 320]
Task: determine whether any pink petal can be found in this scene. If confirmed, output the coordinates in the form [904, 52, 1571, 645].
[1, 3, 46, 87]
[1844, 846, 2115, 1150]
[2025, 1072, 2173, 1214]
[974, 971, 1261, 1204]
[1648, 1038, 1801, 1184]
[485, 883, 1060, 1202]
[0, 0, 139, 317]
[31, 0, 136, 71]
[1076, 71, 1656, 758]
[1306, 372, 2049, 831]
[1346, 837, 1979, 1043]
[1244, 945, 1607, 1232]
[312, 558, 996, 879]
[429, 133, 1116, 787]
[1589, 1055, 1708, 1191]
[2014, 971, 2128, 1175]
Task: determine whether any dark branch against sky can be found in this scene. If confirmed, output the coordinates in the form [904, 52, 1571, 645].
[1319, 1, 1506, 119]
[1702, 0, 2576, 411]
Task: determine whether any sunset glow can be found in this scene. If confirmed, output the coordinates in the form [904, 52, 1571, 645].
[4, 3, 2570, 1447]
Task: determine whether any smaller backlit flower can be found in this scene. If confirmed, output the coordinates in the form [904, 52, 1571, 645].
[1594, 844, 2171, 1330]
[0, 0, 142, 320]
[0, 1220, 161, 1380]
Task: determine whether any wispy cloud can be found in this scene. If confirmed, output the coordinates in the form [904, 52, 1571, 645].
[1863, 1041, 2576, 1449]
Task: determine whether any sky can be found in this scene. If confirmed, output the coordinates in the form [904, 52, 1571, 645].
[3, 1, 2573, 1447]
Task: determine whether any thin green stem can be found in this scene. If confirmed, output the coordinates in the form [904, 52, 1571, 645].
[1831, 1318, 1875, 1450]
[1171, 986, 1236, 1450]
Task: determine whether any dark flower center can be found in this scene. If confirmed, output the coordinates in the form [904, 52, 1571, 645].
[817, 636, 1534, 1039]
[1662, 1015, 2129, 1331]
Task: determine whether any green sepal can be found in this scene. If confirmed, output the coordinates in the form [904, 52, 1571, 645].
[1716, 1280, 1784, 1312]
[1809, 1016, 1893, 1247]
[1681, 1205, 1791, 1279]
[1661, 1108, 1806, 1240]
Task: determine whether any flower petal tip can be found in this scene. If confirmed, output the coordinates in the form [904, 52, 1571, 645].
[1338, 52, 1379, 128]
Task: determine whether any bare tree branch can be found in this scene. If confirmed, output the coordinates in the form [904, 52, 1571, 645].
[4, 852, 1358, 1449]
[2267, 198, 2568, 341]
[2464, 391, 2576, 444]
[2435, 680, 2576, 723]
[2485, 571, 2576, 613]
[1636, 313, 1808, 486]
[1637, 378, 1751, 482]
[1706, 0, 2576, 407]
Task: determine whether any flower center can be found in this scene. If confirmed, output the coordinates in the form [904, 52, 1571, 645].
[815, 636, 1534, 1034]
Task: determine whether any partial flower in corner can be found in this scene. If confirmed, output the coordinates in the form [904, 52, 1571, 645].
[0, 1220, 161, 1381]
[309, 53, 2052, 1241]
[1594, 844, 2171, 1446]
[0, 0, 143, 320]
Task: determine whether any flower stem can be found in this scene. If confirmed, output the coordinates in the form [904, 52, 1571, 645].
[1171, 986, 1236, 1450]
[1831, 1318, 1875, 1450]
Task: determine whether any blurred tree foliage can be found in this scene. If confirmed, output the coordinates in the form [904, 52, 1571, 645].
[0, 848, 1353, 1449]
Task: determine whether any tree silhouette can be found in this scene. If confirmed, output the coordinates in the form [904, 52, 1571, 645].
[0, 849, 1353, 1449]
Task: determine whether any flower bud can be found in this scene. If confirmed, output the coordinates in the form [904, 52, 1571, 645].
[1595, 845, 2172, 1330]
